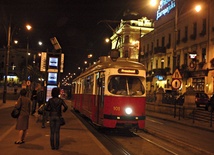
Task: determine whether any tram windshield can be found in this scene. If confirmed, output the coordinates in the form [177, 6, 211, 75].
[108, 76, 145, 96]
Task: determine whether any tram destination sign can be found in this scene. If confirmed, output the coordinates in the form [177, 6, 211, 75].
[118, 69, 139, 74]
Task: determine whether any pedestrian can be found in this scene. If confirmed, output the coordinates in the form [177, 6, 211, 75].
[37, 86, 45, 108]
[14, 88, 31, 144]
[45, 87, 68, 150]
[14, 84, 18, 94]
[31, 87, 38, 115]
[37, 87, 47, 128]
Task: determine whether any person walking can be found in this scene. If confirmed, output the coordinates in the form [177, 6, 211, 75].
[31, 87, 38, 115]
[14, 88, 31, 144]
[37, 86, 45, 108]
[37, 87, 47, 128]
[45, 87, 68, 150]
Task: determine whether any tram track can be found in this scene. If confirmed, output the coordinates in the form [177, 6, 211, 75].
[71, 109, 132, 155]
[132, 131, 178, 155]
[71, 109, 184, 155]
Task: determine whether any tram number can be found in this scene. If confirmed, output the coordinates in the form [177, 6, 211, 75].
[113, 106, 120, 111]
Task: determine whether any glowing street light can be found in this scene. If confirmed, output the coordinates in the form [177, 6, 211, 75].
[38, 41, 43, 46]
[150, 0, 158, 7]
[14, 40, 18, 44]
[25, 24, 32, 80]
[105, 38, 110, 43]
[88, 54, 93, 58]
[26, 24, 32, 31]
[195, 5, 202, 12]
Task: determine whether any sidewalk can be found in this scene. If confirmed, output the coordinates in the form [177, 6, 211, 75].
[0, 100, 111, 155]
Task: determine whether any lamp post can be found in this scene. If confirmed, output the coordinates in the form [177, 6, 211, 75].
[3, 22, 11, 103]
[173, 0, 178, 72]
[25, 24, 32, 80]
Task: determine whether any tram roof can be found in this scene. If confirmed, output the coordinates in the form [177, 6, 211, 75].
[74, 56, 146, 80]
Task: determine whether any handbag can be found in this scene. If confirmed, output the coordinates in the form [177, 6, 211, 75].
[60, 117, 65, 126]
[11, 98, 22, 118]
[11, 107, 21, 118]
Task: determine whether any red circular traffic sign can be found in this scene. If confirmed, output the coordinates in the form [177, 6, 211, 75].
[171, 79, 181, 90]
[26, 80, 31, 86]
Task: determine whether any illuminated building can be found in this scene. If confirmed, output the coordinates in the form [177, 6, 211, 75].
[110, 17, 154, 60]
[141, 0, 214, 95]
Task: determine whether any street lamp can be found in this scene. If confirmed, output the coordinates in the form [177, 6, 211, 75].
[38, 41, 43, 46]
[105, 38, 110, 43]
[195, 1, 211, 68]
[150, 0, 158, 7]
[3, 22, 11, 103]
[25, 24, 32, 80]
[195, 5, 202, 12]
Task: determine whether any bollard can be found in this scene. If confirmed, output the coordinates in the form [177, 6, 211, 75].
[192, 109, 195, 124]
[174, 100, 177, 118]
[178, 107, 180, 120]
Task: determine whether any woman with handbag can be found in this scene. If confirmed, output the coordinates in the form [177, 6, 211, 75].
[14, 88, 31, 144]
[45, 87, 68, 150]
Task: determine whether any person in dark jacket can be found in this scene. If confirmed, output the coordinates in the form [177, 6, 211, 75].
[14, 88, 31, 144]
[45, 87, 68, 150]
[37, 87, 47, 128]
[31, 87, 38, 115]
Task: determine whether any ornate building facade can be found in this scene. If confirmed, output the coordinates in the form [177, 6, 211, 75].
[110, 17, 154, 60]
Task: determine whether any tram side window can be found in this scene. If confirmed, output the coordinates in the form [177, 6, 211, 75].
[108, 76, 145, 96]
[83, 75, 94, 94]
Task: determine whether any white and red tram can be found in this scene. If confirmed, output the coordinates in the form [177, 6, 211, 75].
[72, 56, 146, 129]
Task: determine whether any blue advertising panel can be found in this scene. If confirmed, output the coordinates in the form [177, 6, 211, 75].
[47, 72, 58, 85]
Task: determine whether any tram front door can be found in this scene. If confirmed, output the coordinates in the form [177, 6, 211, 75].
[95, 75, 104, 125]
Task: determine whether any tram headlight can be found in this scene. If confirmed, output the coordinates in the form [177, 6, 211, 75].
[125, 107, 132, 115]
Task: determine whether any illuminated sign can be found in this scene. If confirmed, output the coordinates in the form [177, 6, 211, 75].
[40, 52, 47, 72]
[47, 72, 58, 85]
[49, 57, 58, 68]
[60, 53, 64, 73]
[189, 53, 197, 59]
[156, 75, 164, 80]
[156, 0, 175, 20]
[118, 69, 139, 74]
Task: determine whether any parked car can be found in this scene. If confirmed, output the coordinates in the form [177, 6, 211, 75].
[206, 95, 214, 112]
[195, 92, 209, 107]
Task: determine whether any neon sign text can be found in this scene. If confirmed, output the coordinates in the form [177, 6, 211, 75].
[156, 0, 176, 20]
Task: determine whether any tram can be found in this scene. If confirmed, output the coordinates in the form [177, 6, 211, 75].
[72, 54, 146, 129]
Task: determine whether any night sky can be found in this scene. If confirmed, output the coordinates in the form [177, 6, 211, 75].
[0, 0, 156, 77]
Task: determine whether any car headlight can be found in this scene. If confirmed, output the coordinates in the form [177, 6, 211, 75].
[125, 107, 132, 115]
